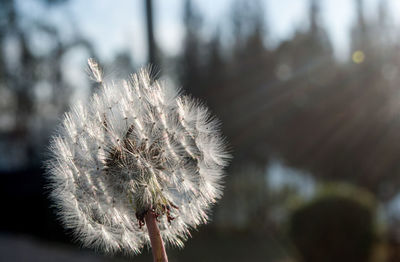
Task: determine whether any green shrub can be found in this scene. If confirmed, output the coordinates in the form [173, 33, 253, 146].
[288, 183, 377, 262]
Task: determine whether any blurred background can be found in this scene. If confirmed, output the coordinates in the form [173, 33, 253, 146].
[2, 0, 400, 261]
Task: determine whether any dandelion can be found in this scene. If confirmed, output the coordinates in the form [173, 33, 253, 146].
[46, 59, 230, 261]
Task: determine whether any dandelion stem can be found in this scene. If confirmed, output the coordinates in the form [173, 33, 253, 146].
[145, 211, 168, 262]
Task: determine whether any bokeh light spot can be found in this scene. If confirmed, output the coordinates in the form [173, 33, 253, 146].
[352, 50, 365, 64]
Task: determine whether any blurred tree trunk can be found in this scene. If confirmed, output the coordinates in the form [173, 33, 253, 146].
[145, 0, 157, 66]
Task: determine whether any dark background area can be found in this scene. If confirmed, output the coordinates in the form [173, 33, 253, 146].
[2, 0, 400, 261]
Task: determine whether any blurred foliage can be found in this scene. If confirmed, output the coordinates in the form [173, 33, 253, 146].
[214, 162, 305, 236]
[0, 0, 96, 169]
[215, 164, 268, 232]
[288, 183, 378, 262]
[314, 182, 377, 210]
[179, 0, 400, 203]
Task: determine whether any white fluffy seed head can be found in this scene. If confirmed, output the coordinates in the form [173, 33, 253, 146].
[46, 59, 231, 254]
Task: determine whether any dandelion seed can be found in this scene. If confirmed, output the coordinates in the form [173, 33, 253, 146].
[87, 58, 103, 83]
[46, 59, 231, 259]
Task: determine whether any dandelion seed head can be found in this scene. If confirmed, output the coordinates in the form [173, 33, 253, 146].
[46, 59, 230, 254]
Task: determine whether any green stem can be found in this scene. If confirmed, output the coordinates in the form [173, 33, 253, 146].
[145, 211, 168, 262]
